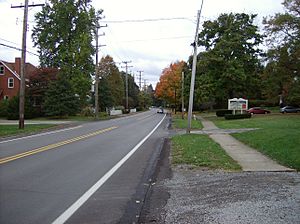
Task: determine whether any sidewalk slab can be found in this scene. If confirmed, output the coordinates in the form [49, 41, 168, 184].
[209, 133, 294, 172]
[195, 116, 294, 172]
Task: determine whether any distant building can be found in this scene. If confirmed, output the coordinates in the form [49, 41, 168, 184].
[0, 57, 37, 101]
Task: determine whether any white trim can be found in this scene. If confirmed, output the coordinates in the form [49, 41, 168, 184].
[0, 60, 21, 80]
[0, 65, 4, 75]
[8, 77, 14, 88]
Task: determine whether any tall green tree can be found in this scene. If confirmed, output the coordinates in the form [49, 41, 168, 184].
[98, 55, 124, 107]
[120, 71, 140, 108]
[32, 0, 100, 107]
[263, 0, 300, 105]
[196, 13, 263, 107]
[43, 76, 80, 117]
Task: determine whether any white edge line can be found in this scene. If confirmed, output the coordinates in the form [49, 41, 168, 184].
[0, 126, 82, 144]
[52, 114, 166, 224]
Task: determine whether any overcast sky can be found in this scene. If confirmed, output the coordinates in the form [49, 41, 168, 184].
[0, 0, 285, 88]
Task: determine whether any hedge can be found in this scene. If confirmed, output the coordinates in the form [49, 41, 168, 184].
[225, 113, 251, 120]
[216, 109, 232, 117]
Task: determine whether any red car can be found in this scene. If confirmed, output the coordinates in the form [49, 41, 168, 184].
[247, 107, 271, 114]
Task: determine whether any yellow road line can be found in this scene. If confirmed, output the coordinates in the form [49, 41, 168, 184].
[0, 126, 118, 165]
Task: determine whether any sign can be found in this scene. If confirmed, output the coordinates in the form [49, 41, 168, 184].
[228, 98, 248, 114]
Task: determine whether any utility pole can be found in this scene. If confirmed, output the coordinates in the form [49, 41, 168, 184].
[12, 1, 44, 129]
[137, 70, 143, 90]
[181, 71, 185, 119]
[94, 21, 107, 120]
[121, 61, 132, 110]
[187, 1, 204, 133]
[143, 79, 147, 91]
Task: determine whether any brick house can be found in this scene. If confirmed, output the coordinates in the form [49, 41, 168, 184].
[0, 57, 37, 101]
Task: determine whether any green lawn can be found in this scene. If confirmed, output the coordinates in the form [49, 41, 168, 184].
[172, 134, 241, 170]
[208, 114, 300, 170]
[0, 124, 57, 137]
[172, 114, 203, 129]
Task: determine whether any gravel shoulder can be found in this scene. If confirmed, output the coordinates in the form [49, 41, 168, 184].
[139, 139, 300, 224]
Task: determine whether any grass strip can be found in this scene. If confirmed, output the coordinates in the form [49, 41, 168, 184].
[209, 114, 300, 170]
[172, 114, 203, 129]
[172, 134, 241, 171]
[0, 124, 56, 137]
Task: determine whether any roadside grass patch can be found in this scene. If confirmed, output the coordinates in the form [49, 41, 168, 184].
[209, 114, 300, 170]
[172, 134, 241, 171]
[0, 124, 56, 137]
[172, 114, 203, 129]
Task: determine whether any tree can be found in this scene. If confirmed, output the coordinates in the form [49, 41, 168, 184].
[138, 91, 153, 110]
[27, 68, 59, 115]
[98, 55, 124, 107]
[43, 76, 80, 117]
[263, 0, 300, 106]
[98, 77, 113, 111]
[32, 0, 99, 107]
[155, 61, 186, 111]
[120, 71, 140, 108]
[196, 13, 264, 107]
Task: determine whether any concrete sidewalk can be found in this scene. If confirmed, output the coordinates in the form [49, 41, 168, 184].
[192, 116, 294, 172]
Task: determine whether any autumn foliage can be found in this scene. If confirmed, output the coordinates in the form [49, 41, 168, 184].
[155, 61, 186, 106]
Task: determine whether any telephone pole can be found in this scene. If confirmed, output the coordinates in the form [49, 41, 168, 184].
[121, 61, 133, 110]
[187, 0, 204, 133]
[11, 1, 44, 129]
[181, 71, 185, 119]
[94, 21, 107, 120]
[137, 70, 143, 90]
[143, 79, 148, 91]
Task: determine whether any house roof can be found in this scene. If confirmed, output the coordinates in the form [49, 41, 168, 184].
[0, 60, 20, 80]
[0, 60, 38, 80]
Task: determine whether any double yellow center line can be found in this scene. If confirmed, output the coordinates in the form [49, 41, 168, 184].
[0, 126, 118, 165]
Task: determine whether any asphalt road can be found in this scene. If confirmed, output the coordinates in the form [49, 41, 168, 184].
[0, 110, 169, 224]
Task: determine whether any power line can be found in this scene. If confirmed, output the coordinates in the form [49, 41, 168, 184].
[103, 17, 194, 23]
[0, 42, 39, 57]
[119, 35, 192, 43]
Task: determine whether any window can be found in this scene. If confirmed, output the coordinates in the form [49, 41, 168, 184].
[0, 65, 4, 75]
[8, 77, 14, 88]
[4, 95, 9, 100]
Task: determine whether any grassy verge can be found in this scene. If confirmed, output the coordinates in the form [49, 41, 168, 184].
[0, 124, 57, 137]
[172, 114, 203, 129]
[208, 114, 300, 170]
[172, 134, 241, 171]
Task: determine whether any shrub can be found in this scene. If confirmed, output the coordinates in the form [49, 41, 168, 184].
[0, 100, 9, 117]
[80, 107, 94, 117]
[225, 113, 251, 120]
[216, 109, 232, 117]
[6, 96, 39, 120]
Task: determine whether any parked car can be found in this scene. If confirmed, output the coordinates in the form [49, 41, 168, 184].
[247, 107, 271, 114]
[280, 106, 300, 113]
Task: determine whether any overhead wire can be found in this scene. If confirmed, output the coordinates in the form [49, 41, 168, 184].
[103, 17, 195, 23]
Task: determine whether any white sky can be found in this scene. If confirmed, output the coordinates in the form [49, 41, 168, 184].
[0, 0, 285, 88]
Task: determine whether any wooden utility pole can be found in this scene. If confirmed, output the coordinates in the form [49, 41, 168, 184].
[137, 70, 143, 90]
[11, 1, 44, 129]
[181, 71, 185, 119]
[121, 61, 133, 110]
[94, 24, 106, 120]
[187, 0, 204, 133]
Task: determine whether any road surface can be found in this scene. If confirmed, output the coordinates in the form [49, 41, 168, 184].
[0, 110, 169, 224]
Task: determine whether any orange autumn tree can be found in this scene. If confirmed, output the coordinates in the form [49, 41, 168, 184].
[155, 61, 186, 112]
